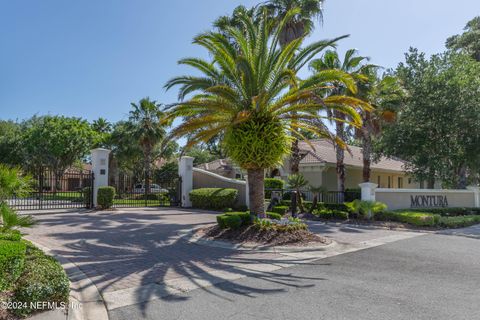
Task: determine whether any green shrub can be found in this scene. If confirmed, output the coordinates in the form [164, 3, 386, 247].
[438, 215, 480, 228]
[216, 214, 242, 229]
[190, 188, 238, 210]
[271, 205, 289, 215]
[266, 212, 282, 220]
[253, 218, 308, 232]
[324, 203, 349, 212]
[82, 187, 92, 208]
[403, 207, 480, 216]
[0, 240, 26, 290]
[313, 209, 349, 220]
[97, 186, 116, 209]
[0, 230, 21, 241]
[12, 242, 69, 316]
[225, 212, 251, 225]
[345, 200, 388, 220]
[264, 178, 285, 198]
[376, 211, 441, 227]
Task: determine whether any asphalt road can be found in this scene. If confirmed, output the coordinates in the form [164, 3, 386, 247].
[109, 233, 480, 320]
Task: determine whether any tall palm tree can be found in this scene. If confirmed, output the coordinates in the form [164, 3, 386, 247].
[165, 9, 368, 216]
[310, 49, 371, 192]
[355, 71, 405, 182]
[128, 98, 169, 194]
[91, 117, 112, 134]
[264, 0, 326, 174]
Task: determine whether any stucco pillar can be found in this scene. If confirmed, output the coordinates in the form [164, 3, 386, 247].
[244, 175, 250, 209]
[91, 148, 111, 207]
[359, 182, 378, 202]
[179, 156, 194, 207]
[467, 186, 480, 207]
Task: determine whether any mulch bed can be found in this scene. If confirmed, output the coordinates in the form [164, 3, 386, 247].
[0, 292, 17, 320]
[202, 225, 331, 247]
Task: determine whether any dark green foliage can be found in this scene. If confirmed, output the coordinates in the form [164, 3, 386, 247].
[266, 212, 282, 220]
[313, 209, 349, 220]
[375, 211, 441, 227]
[271, 205, 289, 215]
[254, 218, 308, 232]
[134, 193, 169, 201]
[264, 178, 285, 198]
[82, 187, 92, 208]
[12, 242, 69, 316]
[190, 188, 238, 210]
[0, 240, 26, 290]
[438, 215, 480, 228]
[324, 203, 349, 212]
[154, 162, 179, 181]
[404, 207, 480, 216]
[0, 230, 21, 241]
[225, 212, 252, 225]
[216, 214, 242, 229]
[344, 188, 361, 202]
[97, 186, 116, 209]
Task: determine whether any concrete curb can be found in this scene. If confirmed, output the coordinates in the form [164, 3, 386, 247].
[181, 227, 337, 253]
[25, 239, 109, 320]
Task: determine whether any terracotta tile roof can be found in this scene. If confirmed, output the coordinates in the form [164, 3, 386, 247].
[299, 139, 407, 172]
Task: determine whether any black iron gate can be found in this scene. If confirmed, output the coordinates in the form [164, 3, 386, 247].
[8, 168, 94, 211]
[109, 171, 181, 208]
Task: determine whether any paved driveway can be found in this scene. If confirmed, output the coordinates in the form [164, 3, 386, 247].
[24, 208, 426, 315]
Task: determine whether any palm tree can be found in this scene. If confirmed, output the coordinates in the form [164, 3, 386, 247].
[264, 0, 326, 174]
[128, 98, 169, 195]
[354, 71, 405, 182]
[165, 9, 367, 217]
[91, 117, 112, 134]
[308, 185, 327, 213]
[310, 49, 371, 192]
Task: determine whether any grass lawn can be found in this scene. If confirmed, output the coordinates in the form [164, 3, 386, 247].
[113, 199, 171, 207]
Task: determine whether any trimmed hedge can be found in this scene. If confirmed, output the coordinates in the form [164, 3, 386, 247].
[190, 188, 238, 210]
[376, 211, 441, 227]
[271, 205, 289, 215]
[0, 230, 22, 241]
[82, 187, 92, 208]
[0, 240, 26, 290]
[216, 214, 242, 230]
[313, 209, 349, 220]
[438, 215, 480, 228]
[266, 212, 282, 220]
[225, 212, 251, 225]
[403, 207, 480, 217]
[97, 186, 116, 209]
[12, 242, 69, 316]
[264, 178, 285, 198]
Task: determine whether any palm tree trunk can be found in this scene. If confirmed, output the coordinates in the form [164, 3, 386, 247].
[247, 168, 265, 218]
[290, 139, 300, 174]
[361, 120, 373, 182]
[335, 111, 346, 192]
[144, 145, 151, 196]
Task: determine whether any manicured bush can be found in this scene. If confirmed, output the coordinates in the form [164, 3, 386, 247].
[324, 203, 349, 212]
[225, 212, 251, 225]
[313, 209, 349, 220]
[0, 230, 21, 241]
[190, 188, 238, 210]
[264, 178, 285, 198]
[271, 205, 289, 215]
[266, 212, 282, 220]
[12, 242, 69, 316]
[438, 215, 480, 228]
[282, 191, 306, 201]
[216, 214, 242, 230]
[97, 186, 116, 209]
[376, 211, 441, 227]
[82, 187, 92, 208]
[0, 240, 26, 290]
[254, 217, 308, 232]
[405, 207, 480, 216]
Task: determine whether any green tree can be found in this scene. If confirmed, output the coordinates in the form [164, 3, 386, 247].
[184, 147, 219, 166]
[0, 120, 23, 166]
[128, 98, 170, 194]
[22, 116, 94, 191]
[309, 49, 371, 191]
[287, 174, 308, 213]
[380, 49, 480, 188]
[446, 16, 480, 61]
[165, 9, 366, 216]
[91, 117, 113, 148]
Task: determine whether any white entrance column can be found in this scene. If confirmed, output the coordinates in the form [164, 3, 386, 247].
[91, 148, 111, 207]
[467, 186, 480, 208]
[179, 156, 194, 207]
[359, 182, 378, 202]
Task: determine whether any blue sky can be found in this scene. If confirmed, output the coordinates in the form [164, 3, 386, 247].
[0, 0, 478, 123]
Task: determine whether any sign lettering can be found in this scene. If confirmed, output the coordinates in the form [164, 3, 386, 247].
[410, 195, 449, 208]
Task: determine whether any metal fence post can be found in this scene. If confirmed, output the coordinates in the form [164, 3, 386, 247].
[291, 191, 297, 218]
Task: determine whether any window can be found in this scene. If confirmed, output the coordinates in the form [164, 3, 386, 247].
[398, 177, 404, 189]
[235, 173, 242, 179]
[408, 178, 412, 184]
[377, 176, 381, 187]
[388, 176, 391, 188]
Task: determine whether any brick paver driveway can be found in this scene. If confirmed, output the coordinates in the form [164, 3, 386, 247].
[24, 208, 422, 314]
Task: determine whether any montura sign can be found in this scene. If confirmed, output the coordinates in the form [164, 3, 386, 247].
[410, 195, 449, 208]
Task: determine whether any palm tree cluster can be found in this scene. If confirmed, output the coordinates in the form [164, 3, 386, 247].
[165, 5, 370, 216]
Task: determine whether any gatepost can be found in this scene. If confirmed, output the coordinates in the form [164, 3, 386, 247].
[91, 148, 110, 208]
[179, 156, 194, 207]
